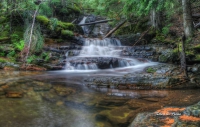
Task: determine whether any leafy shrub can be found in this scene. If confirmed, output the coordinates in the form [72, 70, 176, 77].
[14, 40, 25, 51]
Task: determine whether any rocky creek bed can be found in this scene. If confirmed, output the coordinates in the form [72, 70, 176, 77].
[0, 71, 200, 127]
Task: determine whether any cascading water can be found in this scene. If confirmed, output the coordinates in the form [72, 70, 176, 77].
[64, 37, 156, 71]
[64, 17, 157, 71]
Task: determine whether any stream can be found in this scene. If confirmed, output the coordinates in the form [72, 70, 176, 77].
[0, 16, 200, 127]
[1, 71, 200, 127]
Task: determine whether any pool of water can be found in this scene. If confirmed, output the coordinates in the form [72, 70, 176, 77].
[0, 71, 200, 127]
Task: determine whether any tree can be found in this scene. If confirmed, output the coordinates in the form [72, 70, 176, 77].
[182, 0, 193, 38]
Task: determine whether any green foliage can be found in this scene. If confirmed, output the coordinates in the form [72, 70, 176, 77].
[26, 55, 36, 64]
[49, 18, 58, 30]
[36, 15, 49, 25]
[14, 40, 25, 51]
[162, 24, 172, 35]
[146, 67, 156, 73]
[155, 32, 166, 42]
[24, 24, 44, 52]
[39, 3, 53, 17]
[0, 52, 5, 57]
[11, 34, 20, 43]
[41, 52, 50, 62]
[0, 58, 6, 63]
[7, 50, 15, 57]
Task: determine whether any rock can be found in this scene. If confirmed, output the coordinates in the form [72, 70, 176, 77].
[32, 81, 52, 91]
[3, 66, 18, 71]
[96, 106, 134, 126]
[53, 85, 76, 97]
[41, 91, 60, 103]
[0, 88, 5, 95]
[6, 91, 23, 98]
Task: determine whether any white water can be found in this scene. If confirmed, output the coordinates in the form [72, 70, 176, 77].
[64, 17, 157, 71]
[80, 38, 121, 56]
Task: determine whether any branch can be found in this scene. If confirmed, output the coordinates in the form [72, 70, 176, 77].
[103, 20, 126, 38]
[78, 19, 113, 26]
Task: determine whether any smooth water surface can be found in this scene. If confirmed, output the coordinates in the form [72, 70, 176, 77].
[1, 71, 200, 127]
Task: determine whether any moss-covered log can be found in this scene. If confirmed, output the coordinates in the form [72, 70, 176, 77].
[36, 15, 83, 37]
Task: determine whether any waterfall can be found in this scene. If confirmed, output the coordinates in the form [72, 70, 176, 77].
[80, 38, 121, 56]
[64, 16, 156, 71]
[79, 16, 87, 35]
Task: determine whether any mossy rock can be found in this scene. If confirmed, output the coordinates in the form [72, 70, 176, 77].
[36, 15, 49, 25]
[61, 30, 74, 38]
[58, 21, 75, 30]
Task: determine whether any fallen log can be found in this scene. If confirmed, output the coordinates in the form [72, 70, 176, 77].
[78, 19, 113, 26]
[104, 20, 126, 38]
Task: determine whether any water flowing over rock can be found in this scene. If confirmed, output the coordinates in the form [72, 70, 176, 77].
[64, 37, 157, 71]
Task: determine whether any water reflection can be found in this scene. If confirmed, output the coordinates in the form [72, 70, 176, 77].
[0, 71, 200, 127]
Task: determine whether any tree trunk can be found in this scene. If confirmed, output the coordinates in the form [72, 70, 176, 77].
[150, 8, 161, 30]
[182, 0, 193, 37]
[181, 34, 188, 77]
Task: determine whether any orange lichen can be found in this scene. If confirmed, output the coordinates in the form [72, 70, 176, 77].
[179, 115, 200, 121]
[160, 117, 175, 127]
[156, 107, 185, 115]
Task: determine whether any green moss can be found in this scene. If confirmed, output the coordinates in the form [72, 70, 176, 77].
[58, 21, 74, 30]
[36, 15, 49, 25]
[146, 67, 156, 73]
[61, 30, 74, 38]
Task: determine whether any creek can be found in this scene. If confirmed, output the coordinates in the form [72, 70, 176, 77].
[1, 16, 200, 127]
[1, 70, 200, 127]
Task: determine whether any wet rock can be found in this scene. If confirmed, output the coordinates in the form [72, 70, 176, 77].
[0, 88, 5, 95]
[6, 91, 23, 98]
[3, 66, 18, 71]
[116, 34, 140, 46]
[96, 106, 134, 126]
[32, 81, 52, 91]
[41, 91, 60, 103]
[53, 85, 76, 97]
[129, 101, 200, 127]
[184, 102, 200, 117]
